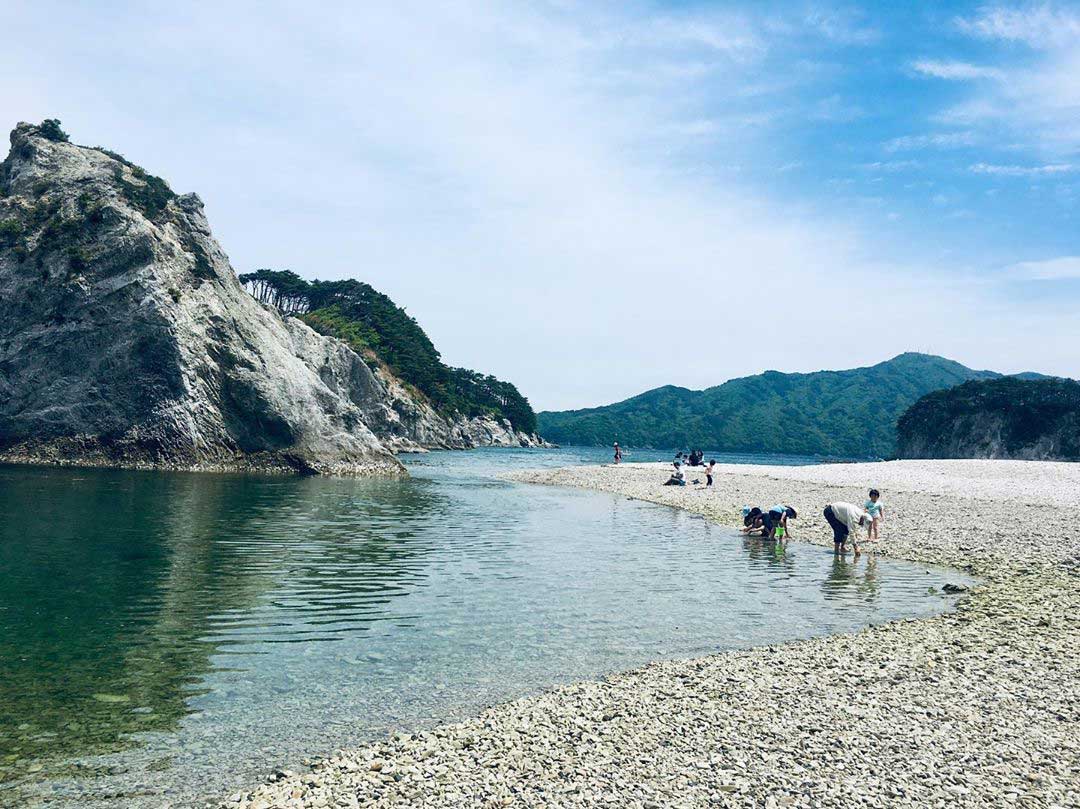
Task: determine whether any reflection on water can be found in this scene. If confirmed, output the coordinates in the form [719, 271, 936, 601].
[0, 448, 970, 808]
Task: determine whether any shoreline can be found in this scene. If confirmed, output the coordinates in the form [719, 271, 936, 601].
[223, 460, 1079, 808]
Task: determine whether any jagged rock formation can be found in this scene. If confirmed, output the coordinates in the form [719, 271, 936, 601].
[0, 122, 544, 474]
[364, 365, 547, 452]
[897, 377, 1080, 461]
[0, 122, 410, 474]
[236, 269, 548, 450]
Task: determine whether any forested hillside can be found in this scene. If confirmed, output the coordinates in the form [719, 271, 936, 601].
[240, 270, 536, 434]
[538, 353, 1023, 458]
[897, 377, 1080, 460]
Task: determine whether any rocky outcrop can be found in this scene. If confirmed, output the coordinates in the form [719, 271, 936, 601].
[896, 377, 1080, 461]
[364, 366, 549, 452]
[0, 123, 547, 473]
[0, 122, 405, 475]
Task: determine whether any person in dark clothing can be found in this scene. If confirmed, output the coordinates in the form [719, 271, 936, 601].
[663, 463, 686, 486]
[762, 505, 797, 540]
[741, 506, 764, 534]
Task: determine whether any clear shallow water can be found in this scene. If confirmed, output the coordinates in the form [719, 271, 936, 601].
[0, 448, 970, 807]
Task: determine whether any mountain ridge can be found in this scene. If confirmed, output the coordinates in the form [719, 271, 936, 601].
[538, 353, 1045, 457]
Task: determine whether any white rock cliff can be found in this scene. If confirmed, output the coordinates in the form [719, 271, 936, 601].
[0, 123, 543, 474]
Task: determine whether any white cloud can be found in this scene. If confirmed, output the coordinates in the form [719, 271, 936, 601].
[970, 162, 1077, 176]
[957, 4, 1080, 48]
[931, 4, 1080, 157]
[809, 93, 863, 122]
[911, 60, 1004, 81]
[1, 1, 1076, 406]
[885, 132, 977, 152]
[859, 160, 921, 172]
[1009, 256, 1080, 280]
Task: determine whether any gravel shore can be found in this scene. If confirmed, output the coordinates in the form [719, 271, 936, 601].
[222, 460, 1080, 808]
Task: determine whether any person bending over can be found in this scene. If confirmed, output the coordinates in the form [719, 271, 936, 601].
[824, 501, 870, 555]
[763, 505, 797, 540]
[741, 506, 765, 535]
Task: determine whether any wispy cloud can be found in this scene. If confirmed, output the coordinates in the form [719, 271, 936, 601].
[859, 160, 921, 172]
[911, 60, 1003, 81]
[924, 4, 1080, 157]
[809, 93, 863, 122]
[1009, 256, 1080, 279]
[970, 162, 1077, 177]
[885, 132, 977, 152]
[956, 4, 1080, 48]
[1, 0, 1076, 403]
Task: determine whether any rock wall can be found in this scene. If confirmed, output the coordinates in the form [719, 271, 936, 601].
[0, 123, 408, 474]
[0, 123, 545, 474]
[359, 363, 547, 452]
[896, 377, 1080, 461]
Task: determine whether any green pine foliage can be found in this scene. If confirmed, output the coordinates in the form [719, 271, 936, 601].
[897, 377, 1080, 459]
[537, 353, 1018, 458]
[38, 119, 70, 143]
[237, 270, 537, 434]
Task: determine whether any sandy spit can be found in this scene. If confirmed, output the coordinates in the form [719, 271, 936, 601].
[221, 460, 1079, 809]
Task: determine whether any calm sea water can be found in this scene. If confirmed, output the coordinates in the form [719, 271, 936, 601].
[0, 448, 970, 808]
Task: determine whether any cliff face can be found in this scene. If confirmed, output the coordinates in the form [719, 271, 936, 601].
[0, 122, 407, 474]
[365, 366, 548, 452]
[0, 123, 542, 474]
[897, 378, 1080, 461]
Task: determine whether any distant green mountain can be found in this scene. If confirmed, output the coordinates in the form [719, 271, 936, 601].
[537, 353, 1036, 458]
[897, 377, 1080, 460]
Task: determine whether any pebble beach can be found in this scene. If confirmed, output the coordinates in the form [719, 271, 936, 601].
[222, 460, 1080, 808]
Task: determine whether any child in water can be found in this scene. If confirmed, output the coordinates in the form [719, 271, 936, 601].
[864, 489, 884, 542]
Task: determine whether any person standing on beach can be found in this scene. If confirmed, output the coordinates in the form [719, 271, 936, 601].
[824, 501, 870, 555]
[705, 459, 715, 487]
[864, 488, 884, 541]
[613, 442, 622, 464]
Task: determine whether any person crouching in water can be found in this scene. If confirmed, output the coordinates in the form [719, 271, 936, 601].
[824, 501, 870, 555]
[741, 506, 764, 534]
[763, 505, 796, 540]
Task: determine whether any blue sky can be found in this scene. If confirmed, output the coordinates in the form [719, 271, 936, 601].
[3, 1, 1079, 409]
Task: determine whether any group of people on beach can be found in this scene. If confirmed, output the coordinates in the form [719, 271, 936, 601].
[617, 445, 885, 553]
[636, 444, 887, 554]
[661, 451, 716, 487]
[742, 489, 885, 554]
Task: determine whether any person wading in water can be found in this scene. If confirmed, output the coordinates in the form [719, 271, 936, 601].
[824, 501, 871, 555]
